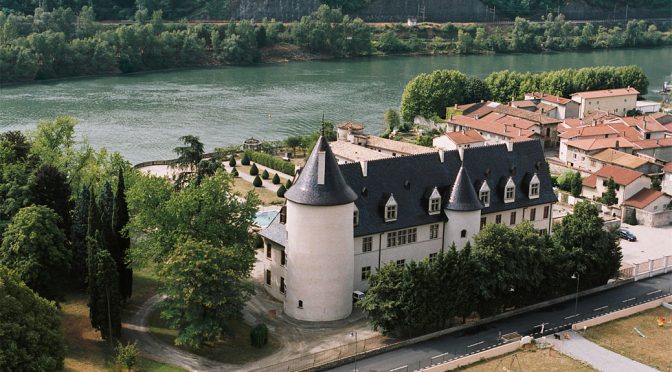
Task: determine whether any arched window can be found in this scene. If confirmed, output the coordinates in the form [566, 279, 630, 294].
[460, 229, 467, 238]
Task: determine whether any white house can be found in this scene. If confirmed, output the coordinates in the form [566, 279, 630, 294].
[524, 92, 580, 119]
[571, 87, 639, 119]
[581, 164, 650, 205]
[433, 130, 486, 151]
[622, 188, 672, 226]
[259, 137, 557, 322]
[662, 163, 672, 196]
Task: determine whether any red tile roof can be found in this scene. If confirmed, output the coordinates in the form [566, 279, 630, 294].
[623, 188, 668, 209]
[527, 92, 573, 105]
[593, 164, 645, 186]
[558, 125, 618, 139]
[564, 137, 634, 151]
[448, 115, 536, 140]
[443, 130, 486, 145]
[631, 137, 672, 150]
[663, 162, 672, 173]
[571, 87, 640, 99]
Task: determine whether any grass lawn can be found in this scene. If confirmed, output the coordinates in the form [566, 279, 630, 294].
[456, 345, 596, 371]
[583, 306, 672, 371]
[61, 266, 185, 371]
[147, 307, 280, 365]
[232, 176, 283, 206]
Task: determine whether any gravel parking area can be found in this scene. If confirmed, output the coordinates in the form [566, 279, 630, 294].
[618, 223, 672, 266]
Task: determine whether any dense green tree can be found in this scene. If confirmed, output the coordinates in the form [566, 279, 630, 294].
[651, 176, 661, 191]
[0, 267, 65, 371]
[113, 168, 132, 301]
[71, 185, 90, 288]
[400, 70, 471, 122]
[456, 29, 474, 53]
[358, 261, 406, 335]
[0, 205, 70, 300]
[377, 30, 408, 53]
[30, 116, 76, 169]
[173, 135, 204, 170]
[29, 163, 72, 233]
[384, 108, 401, 133]
[89, 246, 122, 340]
[159, 239, 255, 347]
[601, 177, 618, 206]
[126, 171, 258, 269]
[0, 131, 30, 163]
[552, 202, 621, 290]
[570, 171, 583, 197]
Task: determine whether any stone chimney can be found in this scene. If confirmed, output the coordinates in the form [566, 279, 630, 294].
[359, 161, 368, 177]
[438, 149, 445, 163]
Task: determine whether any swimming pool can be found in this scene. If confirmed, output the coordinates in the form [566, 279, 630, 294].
[255, 210, 279, 228]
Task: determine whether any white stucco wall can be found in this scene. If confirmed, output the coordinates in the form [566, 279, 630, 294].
[262, 240, 288, 302]
[481, 203, 553, 233]
[445, 209, 481, 249]
[576, 94, 637, 118]
[284, 201, 355, 322]
[662, 171, 672, 195]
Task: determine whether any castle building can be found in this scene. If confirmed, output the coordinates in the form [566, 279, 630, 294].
[259, 137, 557, 322]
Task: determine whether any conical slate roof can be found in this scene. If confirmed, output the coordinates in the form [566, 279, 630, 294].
[285, 136, 358, 206]
[445, 165, 482, 211]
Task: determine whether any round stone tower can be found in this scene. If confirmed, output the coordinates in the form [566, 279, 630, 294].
[284, 136, 358, 321]
[445, 165, 482, 249]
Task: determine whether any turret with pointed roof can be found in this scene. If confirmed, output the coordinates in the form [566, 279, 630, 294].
[285, 136, 357, 206]
[446, 165, 482, 211]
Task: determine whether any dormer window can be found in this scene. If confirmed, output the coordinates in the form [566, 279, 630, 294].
[529, 174, 540, 199]
[428, 187, 441, 215]
[353, 207, 359, 226]
[385, 194, 398, 222]
[504, 178, 515, 203]
[479, 182, 490, 207]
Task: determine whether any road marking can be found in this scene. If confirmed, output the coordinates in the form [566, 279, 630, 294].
[564, 314, 580, 319]
[647, 290, 662, 295]
[593, 305, 609, 311]
[467, 341, 485, 348]
[622, 297, 636, 303]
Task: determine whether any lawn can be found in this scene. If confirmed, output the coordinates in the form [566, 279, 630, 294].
[456, 345, 596, 372]
[61, 266, 185, 372]
[583, 306, 672, 372]
[232, 176, 284, 206]
[147, 307, 281, 365]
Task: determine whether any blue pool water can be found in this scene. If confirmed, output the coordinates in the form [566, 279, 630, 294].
[255, 210, 279, 228]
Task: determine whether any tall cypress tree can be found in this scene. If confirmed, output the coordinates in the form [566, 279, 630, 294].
[29, 164, 72, 235]
[112, 168, 133, 301]
[71, 186, 90, 288]
[100, 181, 116, 254]
[91, 247, 122, 340]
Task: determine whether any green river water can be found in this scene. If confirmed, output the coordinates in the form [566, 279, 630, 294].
[1, 47, 670, 163]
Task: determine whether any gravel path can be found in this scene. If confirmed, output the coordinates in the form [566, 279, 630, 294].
[548, 330, 658, 372]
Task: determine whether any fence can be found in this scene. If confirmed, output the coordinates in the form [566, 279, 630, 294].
[250, 334, 397, 372]
[633, 255, 672, 281]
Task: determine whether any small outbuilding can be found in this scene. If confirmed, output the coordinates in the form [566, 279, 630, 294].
[243, 137, 261, 151]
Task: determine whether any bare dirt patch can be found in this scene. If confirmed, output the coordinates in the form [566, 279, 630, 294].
[457, 345, 596, 371]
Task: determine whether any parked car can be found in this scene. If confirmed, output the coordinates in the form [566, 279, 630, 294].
[352, 290, 366, 302]
[618, 229, 637, 241]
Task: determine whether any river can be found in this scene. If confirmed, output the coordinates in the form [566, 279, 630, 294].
[1, 47, 670, 163]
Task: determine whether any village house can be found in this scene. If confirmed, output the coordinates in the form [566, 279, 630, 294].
[443, 114, 538, 145]
[559, 137, 635, 169]
[524, 92, 580, 119]
[586, 148, 662, 175]
[433, 129, 486, 151]
[582, 164, 651, 206]
[571, 87, 639, 118]
[259, 138, 556, 322]
[622, 188, 672, 227]
[662, 163, 672, 196]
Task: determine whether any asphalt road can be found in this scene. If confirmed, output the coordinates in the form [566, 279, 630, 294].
[331, 272, 672, 372]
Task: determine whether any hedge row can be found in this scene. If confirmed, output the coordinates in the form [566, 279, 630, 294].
[244, 150, 295, 176]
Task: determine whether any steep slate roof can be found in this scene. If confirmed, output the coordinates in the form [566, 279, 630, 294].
[259, 214, 287, 246]
[623, 188, 667, 209]
[340, 140, 556, 237]
[285, 136, 358, 206]
[446, 166, 482, 211]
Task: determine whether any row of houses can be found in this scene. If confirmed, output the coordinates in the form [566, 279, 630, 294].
[332, 86, 672, 227]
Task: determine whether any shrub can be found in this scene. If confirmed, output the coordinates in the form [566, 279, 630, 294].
[229, 156, 236, 167]
[243, 150, 295, 176]
[250, 323, 268, 348]
[253, 175, 262, 187]
[272, 173, 281, 184]
[115, 342, 139, 372]
[624, 210, 638, 225]
[230, 167, 238, 177]
[285, 179, 293, 189]
[277, 184, 286, 197]
[250, 163, 259, 176]
[261, 169, 270, 179]
[241, 153, 251, 165]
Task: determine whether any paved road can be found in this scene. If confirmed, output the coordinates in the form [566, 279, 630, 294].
[332, 273, 672, 372]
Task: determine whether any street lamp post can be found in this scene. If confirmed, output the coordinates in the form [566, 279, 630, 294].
[571, 273, 580, 315]
[350, 330, 358, 372]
